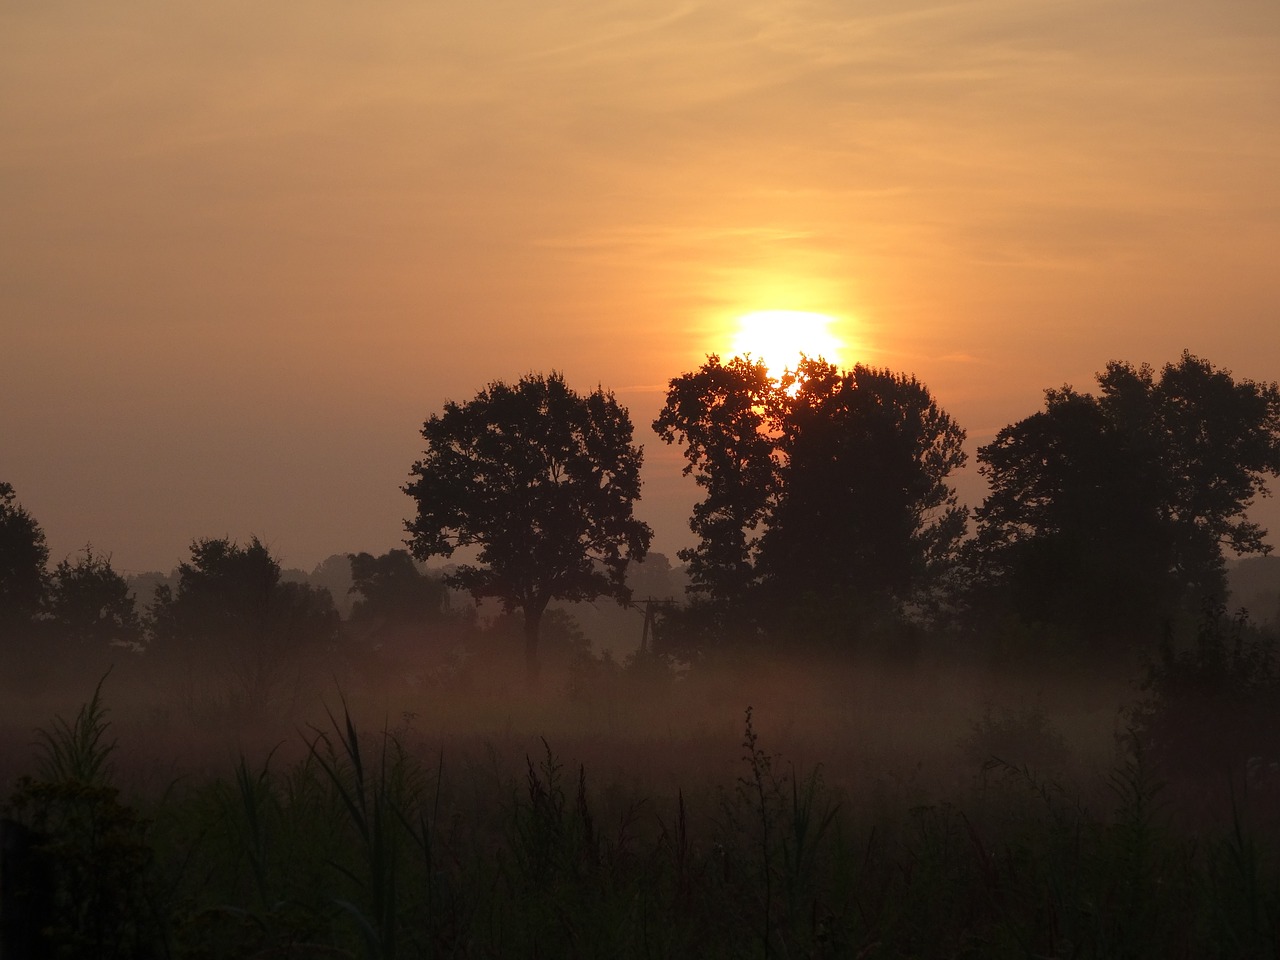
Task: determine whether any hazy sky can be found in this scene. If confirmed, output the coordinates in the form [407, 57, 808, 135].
[4, 0, 1279, 576]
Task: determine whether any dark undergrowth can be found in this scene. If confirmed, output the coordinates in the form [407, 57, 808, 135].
[3, 684, 1279, 960]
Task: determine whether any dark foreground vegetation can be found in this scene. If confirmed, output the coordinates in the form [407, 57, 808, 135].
[3, 625, 1280, 960]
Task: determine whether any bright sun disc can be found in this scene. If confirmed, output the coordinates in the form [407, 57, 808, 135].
[729, 310, 844, 375]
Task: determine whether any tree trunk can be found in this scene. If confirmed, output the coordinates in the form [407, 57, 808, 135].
[523, 603, 545, 686]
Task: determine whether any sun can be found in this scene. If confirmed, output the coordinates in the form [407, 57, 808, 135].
[729, 310, 845, 377]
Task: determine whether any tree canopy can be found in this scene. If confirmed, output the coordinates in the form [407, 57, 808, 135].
[652, 355, 777, 602]
[348, 549, 450, 626]
[762, 359, 968, 605]
[973, 351, 1280, 646]
[151, 537, 283, 647]
[404, 371, 652, 680]
[150, 536, 339, 706]
[47, 546, 142, 648]
[654, 355, 968, 645]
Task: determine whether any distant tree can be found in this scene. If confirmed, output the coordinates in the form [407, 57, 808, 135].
[557, 551, 686, 659]
[973, 352, 1280, 650]
[279, 566, 312, 585]
[624, 551, 684, 603]
[150, 537, 280, 647]
[124, 570, 177, 620]
[654, 356, 967, 646]
[348, 549, 449, 626]
[0, 481, 49, 638]
[404, 372, 652, 682]
[150, 536, 339, 707]
[46, 546, 142, 648]
[309, 553, 356, 618]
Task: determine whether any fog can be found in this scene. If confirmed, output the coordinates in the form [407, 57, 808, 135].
[0, 632, 1131, 823]
[4, 550, 1277, 955]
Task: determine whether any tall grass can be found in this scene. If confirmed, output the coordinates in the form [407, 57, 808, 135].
[5, 686, 1280, 958]
[3, 672, 166, 959]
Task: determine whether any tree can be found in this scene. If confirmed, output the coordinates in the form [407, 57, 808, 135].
[652, 355, 777, 603]
[46, 546, 142, 648]
[309, 553, 356, 618]
[760, 359, 968, 610]
[348, 549, 450, 626]
[0, 481, 49, 638]
[150, 537, 339, 708]
[404, 371, 652, 681]
[653, 356, 968, 645]
[973, 352, 1280, 649]
[150, 537, 281, 648]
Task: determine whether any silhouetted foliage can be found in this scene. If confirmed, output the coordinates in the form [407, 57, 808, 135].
[348, 549, 449, 626]
[3, 676, 161, 959]
[0, 481, 49, 639]
[149, 536, 339, 709]
[405, 372, 652, 682]
[46, 547, 142, 649]
[123, 570, 175, 622]
[624, 550, 684, 603]
[150, 537, 280, 646]
[308, 552, 356, 618]
[653, 355, 777, 604]
[654, 356, 967, 649]
[550, 552, 685, 661]
[1132, 602, 1280, 785]
[652, 596, 757, 664]
[761, 359, 968, 625]
[13, 682, 1280, 960]
[973, 352, 1280, 654]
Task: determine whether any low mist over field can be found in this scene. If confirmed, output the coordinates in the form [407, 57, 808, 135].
[0, 625, 1129, 793]
[2, 577, 1278, 956]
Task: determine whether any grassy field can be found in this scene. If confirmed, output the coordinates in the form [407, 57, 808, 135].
[2, 654, 1277, 959]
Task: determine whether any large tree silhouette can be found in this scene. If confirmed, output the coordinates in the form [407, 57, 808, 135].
[654, 356, 967, 644]
[404, 372, 652, 681]
[761, 359, 968, 612]
[973, 351, 1280, 647]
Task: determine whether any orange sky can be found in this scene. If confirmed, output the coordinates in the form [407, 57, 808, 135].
[3, 0, 1279, 576]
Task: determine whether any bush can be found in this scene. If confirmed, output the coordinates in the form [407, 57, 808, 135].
[2, 676, 165, 959]
[1131, 601, 1280, 784]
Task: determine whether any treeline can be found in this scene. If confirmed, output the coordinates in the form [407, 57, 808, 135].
[0, 510, 679, 709]
[3, 350, 1280, 688]
[650, 352, 1280, 669]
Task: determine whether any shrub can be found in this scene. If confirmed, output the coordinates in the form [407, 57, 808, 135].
[963, 701, 1071, 771]
[2, 675, 164, 959]
[1131, 601, 1280, 784]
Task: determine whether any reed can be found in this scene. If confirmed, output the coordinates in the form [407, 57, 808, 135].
[5, 683, 1280, 958]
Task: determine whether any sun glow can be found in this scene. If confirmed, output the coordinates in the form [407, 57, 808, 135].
[729, 310, 846, 377]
